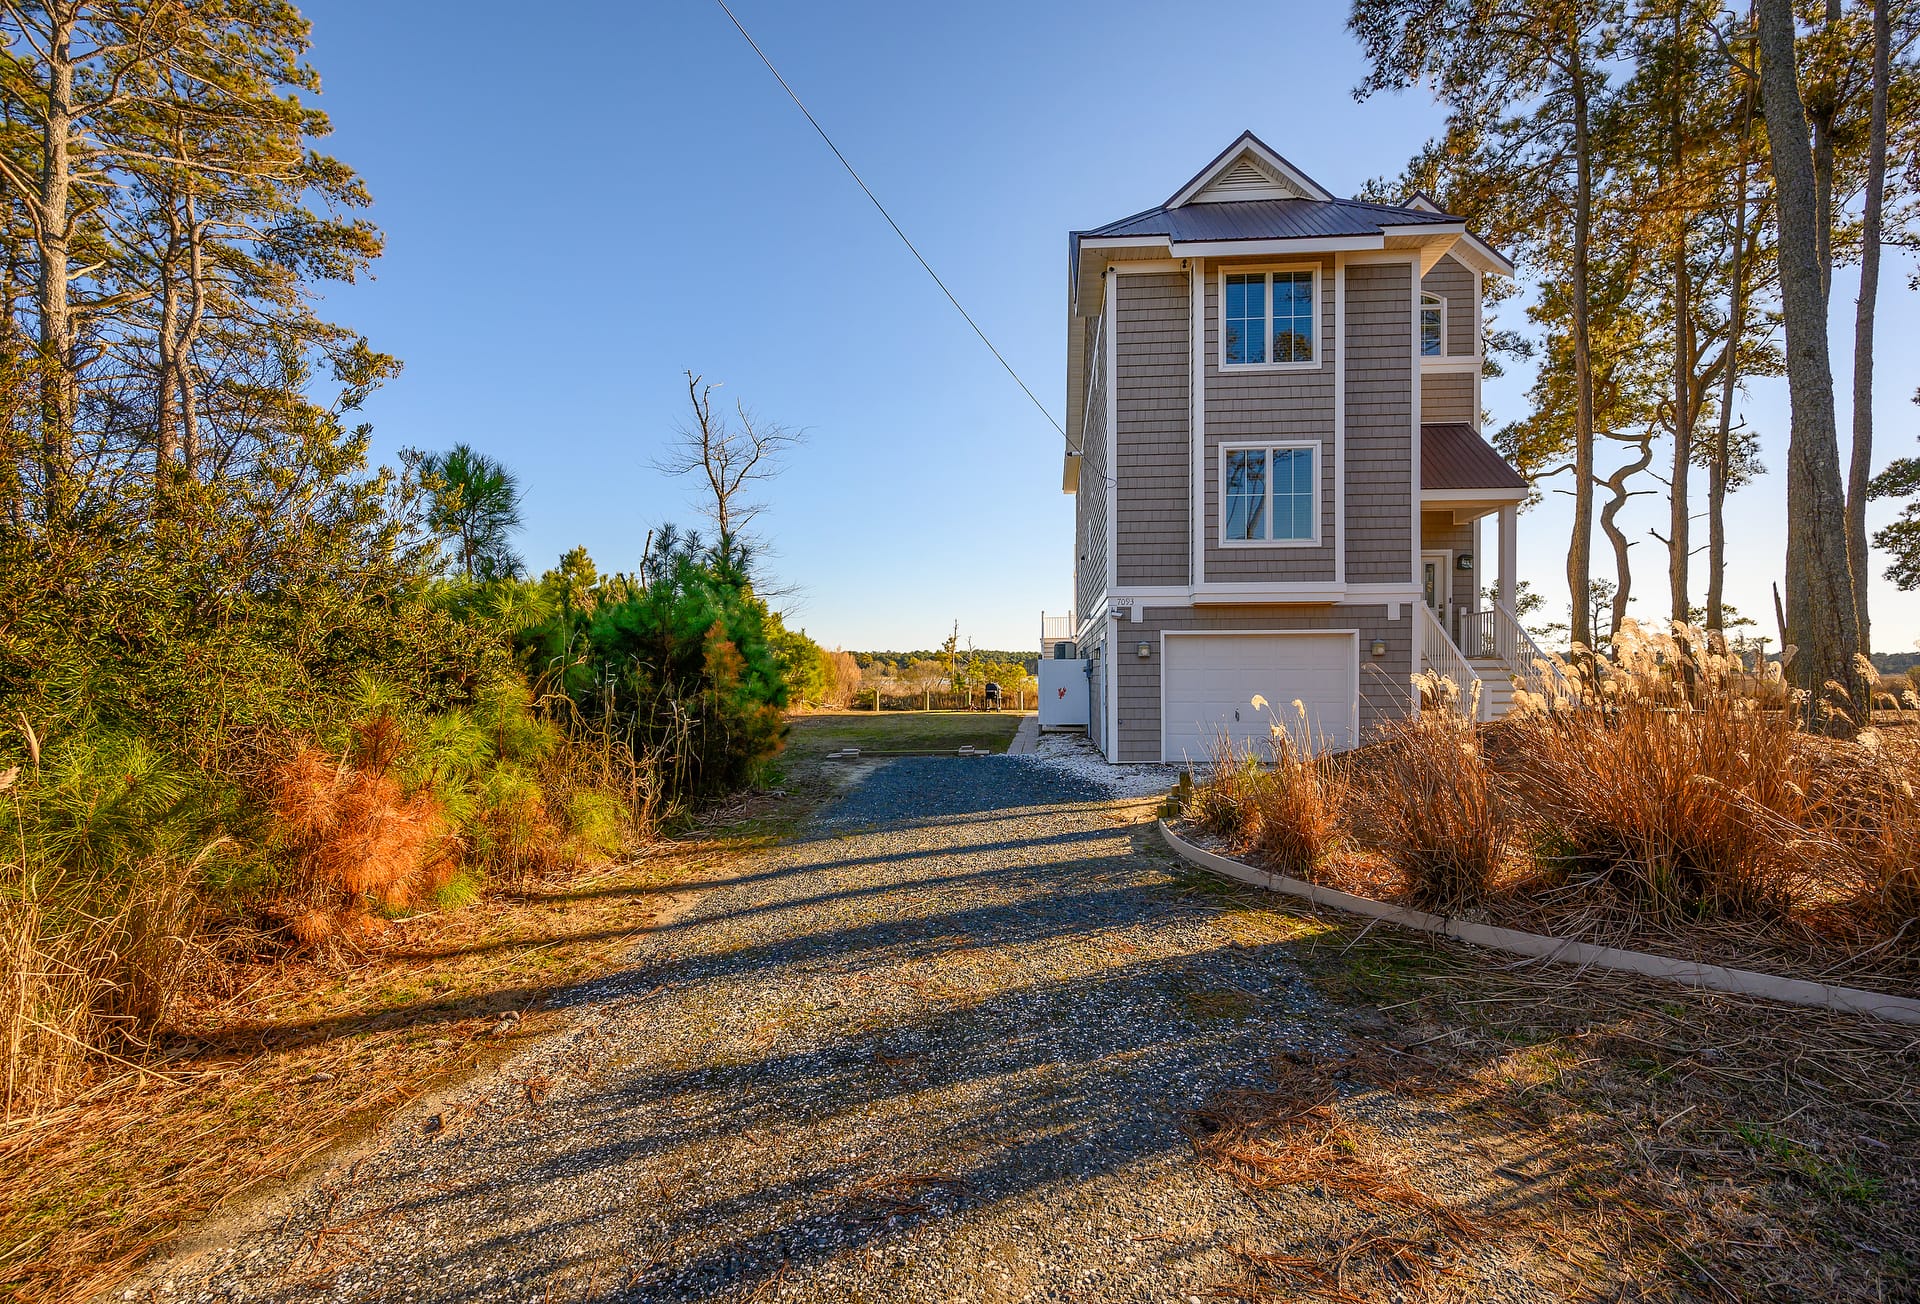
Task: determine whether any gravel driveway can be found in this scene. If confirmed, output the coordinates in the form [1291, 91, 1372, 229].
[150, 755, 1349, 1303]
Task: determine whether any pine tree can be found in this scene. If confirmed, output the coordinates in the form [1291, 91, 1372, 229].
[1754, 0, 1870, 721]
[1351, 0, 1626, 651]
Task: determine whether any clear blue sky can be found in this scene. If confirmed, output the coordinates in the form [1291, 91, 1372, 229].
[301, 0, 1918, 655]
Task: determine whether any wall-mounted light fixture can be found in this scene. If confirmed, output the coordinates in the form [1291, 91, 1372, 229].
[1370, 640, 1387, 658]
[1456, 553, 1475, 572]
[1137, 641, 1151, 659]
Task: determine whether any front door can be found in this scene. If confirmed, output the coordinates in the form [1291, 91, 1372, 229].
[1422, 552, 1451, 637]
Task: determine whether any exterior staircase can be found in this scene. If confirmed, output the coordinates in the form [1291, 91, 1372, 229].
[1467, 657, 1516, 717]
[1419, 602, 1560, 722]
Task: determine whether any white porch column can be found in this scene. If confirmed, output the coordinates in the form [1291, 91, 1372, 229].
[1498, 505, 1518, 610]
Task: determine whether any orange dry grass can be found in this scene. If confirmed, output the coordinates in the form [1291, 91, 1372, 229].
[269, 746, 453, 938]
[1247, 731, 1348, 882]
[1500, 623, 1917, 927]
[1362, 678, 1507, 912]
[1189, 716, 1348, 880]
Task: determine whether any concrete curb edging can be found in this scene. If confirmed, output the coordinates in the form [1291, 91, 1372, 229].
[1156, 820, 1920, 1027]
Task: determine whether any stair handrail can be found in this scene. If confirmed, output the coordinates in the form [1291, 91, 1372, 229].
[1490, 600, 1573, 704]
[1418, 603, 1487, 720]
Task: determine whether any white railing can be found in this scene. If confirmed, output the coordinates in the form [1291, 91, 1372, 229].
[1419, 603, 1486, 720]
[1489, 601, 1571, 701]
[1041, 611, 1076, 650]
[1456, 607, 1498, 660]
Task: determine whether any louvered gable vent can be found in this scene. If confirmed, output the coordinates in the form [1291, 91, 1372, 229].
[1214, 159, 1272, 191]
[1187, 151, 1308, 204]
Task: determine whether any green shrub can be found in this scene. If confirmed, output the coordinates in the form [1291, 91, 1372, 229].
[567, 789, 628, 860]
[429, 869, 483, 912]
[523, 530, 789, 807]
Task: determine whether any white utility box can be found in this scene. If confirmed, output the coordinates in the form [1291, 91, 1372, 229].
[1037, 658, 1090, 731]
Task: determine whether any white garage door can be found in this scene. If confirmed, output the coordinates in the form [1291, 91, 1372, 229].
[1162, 632, 1358, 764]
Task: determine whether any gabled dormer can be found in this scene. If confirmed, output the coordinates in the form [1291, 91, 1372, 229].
[1167, 132, 1334, 205]
[1064, 133, 1512, 495]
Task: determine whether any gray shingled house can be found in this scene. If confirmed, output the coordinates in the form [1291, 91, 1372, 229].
[1063, 132, 1541, 764]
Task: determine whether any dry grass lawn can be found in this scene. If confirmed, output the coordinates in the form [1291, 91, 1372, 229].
[1184, 866, 1920, 1301]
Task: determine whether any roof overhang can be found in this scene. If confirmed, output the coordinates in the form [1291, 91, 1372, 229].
[1382, 223, 1469, 275]
[1406, 195, 1514, 277]
[1420, 487, 1528, 523]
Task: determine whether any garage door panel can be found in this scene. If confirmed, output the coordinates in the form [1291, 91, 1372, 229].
[1162, 633, 1357, 763]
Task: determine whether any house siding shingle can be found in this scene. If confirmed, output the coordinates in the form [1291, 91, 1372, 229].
[1114, 272, 1191, 587]
[1420, 511, 1478, 612]
[1342, 260, 1415, 585]
[1420, 371, 1475, 425]
[1075, 309, 1108, 627]
[1420, 254, 1477, 357]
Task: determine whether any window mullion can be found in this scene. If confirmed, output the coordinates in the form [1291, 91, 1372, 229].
[1265, 273, 1275, 365]
[1265, 449, 1275, 539]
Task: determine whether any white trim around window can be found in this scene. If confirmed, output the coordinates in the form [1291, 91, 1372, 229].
[1217, 264, 1322, 371]
[1420, 291, 1447, 358]
[1218, 440, 1322, 549]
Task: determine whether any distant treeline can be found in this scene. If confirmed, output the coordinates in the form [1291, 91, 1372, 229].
[853, 650, 1033, 672]
[1871, 652, 1920, 674]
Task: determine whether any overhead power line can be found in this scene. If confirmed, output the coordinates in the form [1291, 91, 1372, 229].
[710, 0, 1066, 438]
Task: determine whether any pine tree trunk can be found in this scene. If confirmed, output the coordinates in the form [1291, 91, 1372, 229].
[1568, 40, 1597, 652]
[35, 6, 79, 526]
[1756, 0, 1867, 726]
[1847, 0, 1889, 653]
[1669, 19, 1693, 635]
[1708, 24, 1756, 637]
[1810, 0, 1842, 300]
[1601, 433, 1654, 637]
[180, 193, 207, 477]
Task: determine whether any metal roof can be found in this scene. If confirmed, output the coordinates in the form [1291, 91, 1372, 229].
[1078, 196, 1460, 244]
[1421, 422, 1529, 492]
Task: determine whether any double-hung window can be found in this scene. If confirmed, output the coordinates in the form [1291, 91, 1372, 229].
[1222, 443, 1318, 545]
[1420, 292, 1446, 357]
[1222, 269, 1316, 366]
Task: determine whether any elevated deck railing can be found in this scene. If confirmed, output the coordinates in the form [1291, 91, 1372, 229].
[1457, 607, 1501, 661]
[1490, 601, 1571, 702]
[1450, 603, 1571, 709]
[1040, 612, 1076, 654]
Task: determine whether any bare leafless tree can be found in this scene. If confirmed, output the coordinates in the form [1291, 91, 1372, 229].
[653, 371, 802, 574]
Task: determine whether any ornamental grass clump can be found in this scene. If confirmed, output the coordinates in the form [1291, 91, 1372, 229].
[1807, 719, 1920, 943]
[1184, 703, 1347, 880]
[1190, 733, 1263, 843]
[1244, 699, 1348, 880]
[1366, 674, 1506, 912]
[1501, 622, 1813, 921]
